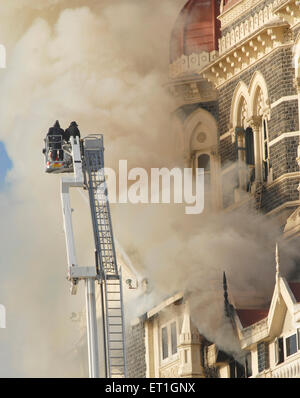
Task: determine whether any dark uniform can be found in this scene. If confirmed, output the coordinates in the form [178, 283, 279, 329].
[65, 121, 80, 141]
[47, 120, 64, 161]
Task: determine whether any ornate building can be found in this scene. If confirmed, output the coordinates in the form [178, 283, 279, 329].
[170, 0, 300, 221]
[126, 0, 300, 378]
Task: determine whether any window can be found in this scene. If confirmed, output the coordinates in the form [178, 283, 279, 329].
[229, 360, 245, 378]
[197, 154, 211, 193]
[235, 127, 255, 192]
[275, 337, 284, 365]
[171, 322, 177, 355]
[286, 334, 297, 357]
[162, 327, 168, 360]
[245, 352, 252, 377]
[257, 342, 269, 373]
[161, 321, 178, 361]
[261, 119, 269, 182]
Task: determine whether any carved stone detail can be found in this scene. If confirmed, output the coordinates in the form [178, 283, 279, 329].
[202, 24, 289, 88]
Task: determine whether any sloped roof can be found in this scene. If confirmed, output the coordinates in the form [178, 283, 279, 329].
[236, 308, 269, 328]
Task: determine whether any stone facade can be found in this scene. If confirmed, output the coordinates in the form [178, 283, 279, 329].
[126, 321, 147, 378]
[127, 0, 300, 378]
[170, 1, 300, 217]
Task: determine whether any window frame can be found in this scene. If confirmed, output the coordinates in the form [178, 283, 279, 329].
[160, 320, 179, 363]
[261, 118, 270, 183]
[196, 152, 211, 181]
[285, 332, 298, 359]
[257, 341, 269, 374]
[275, 337, 284, 366]
[245, 351, 252, 378]
[274, 330, 300, 368]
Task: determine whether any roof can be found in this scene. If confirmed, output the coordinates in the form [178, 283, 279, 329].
[236, 309, 269, 328]
[288, 282, 300, 302]
[170, 0, 220, 63]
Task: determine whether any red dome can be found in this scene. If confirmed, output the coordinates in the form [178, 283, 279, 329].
[170, 0, 221, 63]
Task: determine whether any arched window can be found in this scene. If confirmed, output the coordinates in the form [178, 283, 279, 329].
[198, 153, 210, 171]
[198, 153, 211, 192]
[235, 127, 255, 191]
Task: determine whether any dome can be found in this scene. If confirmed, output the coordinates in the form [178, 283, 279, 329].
[170, 0, 221, 63]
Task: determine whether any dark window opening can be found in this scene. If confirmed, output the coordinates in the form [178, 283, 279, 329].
[275, 337, 284, 365]
[171, 322, 177, 355]
[235, 127, 255, 192]
[162, 327, 168, 360]
[245, 352, 252, 377]
[262, 119, 269, 182]
[198, 154, 210, 171]
[229, 360, 245, 378]
[286, 334, 297, 357]
[257, 342, 269, 373]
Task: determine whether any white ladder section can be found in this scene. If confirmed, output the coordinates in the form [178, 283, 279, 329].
[83, 136, 127, 378]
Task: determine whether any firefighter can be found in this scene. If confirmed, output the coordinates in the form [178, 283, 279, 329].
[47, 120, 64, 161]
[65, 121, 81, 140]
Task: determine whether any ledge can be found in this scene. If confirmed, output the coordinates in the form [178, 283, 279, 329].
[201, 22, 290, 88]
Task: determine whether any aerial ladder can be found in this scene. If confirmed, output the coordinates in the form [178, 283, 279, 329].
[43, 132, 127, 378]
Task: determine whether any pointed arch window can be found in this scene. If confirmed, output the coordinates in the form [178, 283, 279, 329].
[235, 127, 255, 191]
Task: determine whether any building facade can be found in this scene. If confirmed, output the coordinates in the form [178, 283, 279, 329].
[126, 0, 300, 379]
[170, 0, 300, 224]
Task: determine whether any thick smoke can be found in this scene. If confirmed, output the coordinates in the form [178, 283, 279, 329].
[0, 0, 298, 377]
[0, 0, 186, 377]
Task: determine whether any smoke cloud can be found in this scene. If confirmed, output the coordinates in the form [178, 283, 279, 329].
[0, 0, 298, 377]
[0, 0, 186, 377]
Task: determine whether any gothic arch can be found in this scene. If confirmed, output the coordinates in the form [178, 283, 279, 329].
[183, 107, 221, 209]
[183, 107, 218, 157]
[230, 81, 250, 128]
[249, 71, 270, 119]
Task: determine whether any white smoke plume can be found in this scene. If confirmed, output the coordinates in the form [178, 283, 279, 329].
[0, 0, 186, 377]
[0, 0, 298, 377]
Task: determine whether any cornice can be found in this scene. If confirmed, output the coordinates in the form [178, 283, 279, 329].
[201, 22, 291, 89]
